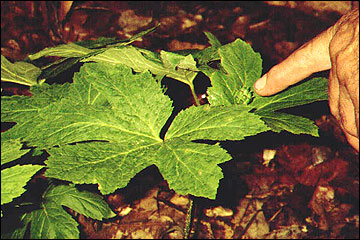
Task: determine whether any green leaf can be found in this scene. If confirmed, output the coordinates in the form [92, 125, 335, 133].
[45, 141, 154, 195]
[13, 184, 115, 239]
[26, 25, 160, 80]
[251, 77, 329, 113]
[76, 24, 160, 49]
[3, 65, 166, 149]
[45, 140, 231, 198]
[1, 83, 72, 146]
[1, 55, 44, 86]
[1, 137, 30, 165]
[28, 43, 93, 60]
[204, 32, 222, 47]
[75, 36, 119, 49]
[185, 32, 221, 71]
[166, 105, 269, 141]
[38, 57, 82, 80]
[25, 201, 79, 239]
[9, 213, 32, 239]
[1, 164, 43, 205]
[83, 46, 163, 73]
[153, 139, 231, 199]
[2, 62, 246, 199]
[83, 31, 217, 84]
[1, 33, 330, 201]
[256, 112, 320, 136]
[207, 39, 262, 106]
[160, 51, 199, 85]
[83, 47, 200, 87]
[45, 184, 116, 220]
[27, 25, 160, 61]
[168, 32, 222, 72]
[206, 38, 328, 136]
[250, 77, 328, 136]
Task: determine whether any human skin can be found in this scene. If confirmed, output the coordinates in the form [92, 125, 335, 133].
[253, 8, 359, 152]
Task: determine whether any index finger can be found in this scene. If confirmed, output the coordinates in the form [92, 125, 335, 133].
[254, 26, 334, 96]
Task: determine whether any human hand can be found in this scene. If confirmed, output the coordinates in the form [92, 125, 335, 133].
[253, 8, 359, 152]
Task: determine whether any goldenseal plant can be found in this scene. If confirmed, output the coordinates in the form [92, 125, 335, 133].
[1, 26, 328, 238]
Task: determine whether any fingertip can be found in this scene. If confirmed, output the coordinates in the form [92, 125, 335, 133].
[254, 74, 267, 95]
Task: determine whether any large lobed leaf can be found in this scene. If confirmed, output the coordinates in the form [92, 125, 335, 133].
[1, 33, 329, 200]
[2, 62, 269, 199]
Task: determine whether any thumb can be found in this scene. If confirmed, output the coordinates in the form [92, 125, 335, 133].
[254, 26, 334, 96]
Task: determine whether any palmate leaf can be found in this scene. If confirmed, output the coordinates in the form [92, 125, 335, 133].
[2, 62, 268, 199]
[45, 107, 268, 196]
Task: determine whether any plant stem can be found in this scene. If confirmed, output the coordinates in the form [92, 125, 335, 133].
[189, 85, 200, 106]
[184, 196, 194, 239]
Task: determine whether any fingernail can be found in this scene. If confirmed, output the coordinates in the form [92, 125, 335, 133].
[254, 75, 267, 91]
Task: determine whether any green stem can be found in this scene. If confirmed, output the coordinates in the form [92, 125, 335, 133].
[189, 85, 200, 106]
[184, 196, 194, 239]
